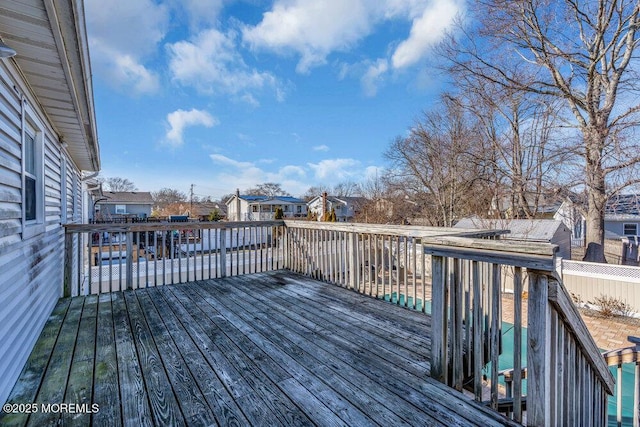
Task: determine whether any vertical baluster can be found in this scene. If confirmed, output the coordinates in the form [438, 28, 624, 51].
[431, 255, 447, 384]
[472, 260, 483, 401]
[513, 266, 523, 422]
[412, 238, 417, 310]
[490, 263, 500, 409]
[452, 258, 463, 391]
[126, 231, 133, 290]
[528, 271, 551, 427]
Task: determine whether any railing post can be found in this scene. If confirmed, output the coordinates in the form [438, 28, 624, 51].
[63, 229, 73, 297]
[527, 270, 551, 426]
[126, 232, 133, 290]
[431, 255, 448, 384]
[348, 232, 358, 290]
[220, 227, 227, 278]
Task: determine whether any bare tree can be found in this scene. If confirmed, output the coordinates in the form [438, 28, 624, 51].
[99, 176, 137, 192]
[447, 0, 640, 262]
[245, 182, 290, 197]
[152, 188, 187, 210]
[385, 96, 492, 227]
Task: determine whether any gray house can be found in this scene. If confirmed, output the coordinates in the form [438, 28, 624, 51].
[455, 217, 572, 260]
[95, 191, 154, 221]
[0, 0, 99, 405]
[554, 193, 640, 242]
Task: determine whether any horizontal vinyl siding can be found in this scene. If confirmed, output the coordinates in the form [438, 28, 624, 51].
[0, 60, 82, 406]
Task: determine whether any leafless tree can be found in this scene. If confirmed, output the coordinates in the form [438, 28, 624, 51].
[245, 182, 290, 197]
[99, 176, 137, 192]
[385, 96, 492, 227]
[446, 0, 640, 262]
[152, 188, 187, 210]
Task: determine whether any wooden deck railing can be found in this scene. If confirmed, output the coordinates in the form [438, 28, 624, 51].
[64, 219, 616, 426]
[64, 221, 286, 296]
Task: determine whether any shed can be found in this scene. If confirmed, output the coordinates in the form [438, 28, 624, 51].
[454, 217, 572, 260]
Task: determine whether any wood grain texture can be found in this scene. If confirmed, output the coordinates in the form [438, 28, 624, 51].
[5, 271, 523, 427]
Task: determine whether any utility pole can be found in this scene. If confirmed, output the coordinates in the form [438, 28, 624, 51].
[190, 184, 194, 216]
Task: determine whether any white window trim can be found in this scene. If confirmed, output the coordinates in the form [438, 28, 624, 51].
[22, 102, 45, 240]
[115, 205, 127, 214]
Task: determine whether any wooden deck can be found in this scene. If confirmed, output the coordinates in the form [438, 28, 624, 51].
[1, 271, 517, 427]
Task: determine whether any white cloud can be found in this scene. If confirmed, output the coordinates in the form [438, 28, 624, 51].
[85, 0, 168, 94]
[308, 158, 361, 180]
[391, 0, 461, 69]
[242, 0, 459, 75]
[313, 145, 330, 152]
[361, 59, 389, 97]
[242, 0, 374, 73]
[165, 109, 219, 147]
[180, 0, 226, 30]
[167, 29, 282, 103]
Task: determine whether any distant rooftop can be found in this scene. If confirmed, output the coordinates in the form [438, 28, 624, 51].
[238, 195, 306, 204]
[100, 191, 154, 204]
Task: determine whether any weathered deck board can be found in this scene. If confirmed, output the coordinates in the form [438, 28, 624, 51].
[2, 271, 519, 427]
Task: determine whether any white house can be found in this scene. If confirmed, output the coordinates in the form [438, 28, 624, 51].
[226, 192, 307, 221]
[307, 194, 365, 222]
[0, 1, 99, 405]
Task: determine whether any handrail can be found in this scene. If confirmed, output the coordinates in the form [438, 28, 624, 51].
[422, 233, 615, 426]
[64, 219, 618, 426]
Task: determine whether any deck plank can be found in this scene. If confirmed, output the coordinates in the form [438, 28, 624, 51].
[179, 281, 381, 427]
[165, 285, 314, 427]
[92, 293, 122, 427]
[27, 297, 85, 426]
[145, 287, 251, 427]
[111, 292, 153, 427]
[0, 298, 71, 426]
[122, 290, 185, 426]
[63, 294, 98, 426]
[3, 270, 519, 427]
[135, 289, 218, 426]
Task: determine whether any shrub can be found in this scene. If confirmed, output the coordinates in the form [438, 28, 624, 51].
[589, 294, 634, 318]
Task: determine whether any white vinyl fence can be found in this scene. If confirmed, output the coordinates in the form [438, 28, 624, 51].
[561, 260, 640, 314]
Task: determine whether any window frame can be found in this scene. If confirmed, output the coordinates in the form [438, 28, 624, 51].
[623, 223, 638, 236]
[115, 204, 127, 214]
[21, 103, 45, 239]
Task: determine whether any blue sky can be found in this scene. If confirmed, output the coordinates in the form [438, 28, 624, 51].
[85, 0, 462, 200]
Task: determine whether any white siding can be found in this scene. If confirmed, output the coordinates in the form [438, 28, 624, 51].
[0, 59, 83, 405]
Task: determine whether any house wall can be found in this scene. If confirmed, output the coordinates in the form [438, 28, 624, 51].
[605, 219, 640, 237]
[98, 203, 152, 217]
[0, 60, 83, 405]
[552, 226, 572, 260]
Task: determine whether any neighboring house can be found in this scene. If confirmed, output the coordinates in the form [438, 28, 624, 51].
[0, 1, 99, 406]
[95, 191, 154, 221]
[190, 201, 228, 221]
[455, 217, 572, 260]
[554, 194, 640, 242]
[226, 191, 307, 221]
[307, 194, 366, 222]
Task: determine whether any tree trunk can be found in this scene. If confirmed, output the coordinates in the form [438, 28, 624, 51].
[582, 129, 608, 263]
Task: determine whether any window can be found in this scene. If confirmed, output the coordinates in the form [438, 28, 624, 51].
[22, 105, 44, 238]
[115, 205, 126, 214]
[24, 129, 37, 221]
[623, 223, 638, 236]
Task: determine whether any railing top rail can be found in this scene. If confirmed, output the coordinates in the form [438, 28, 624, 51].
[283, 219, 507, 239]
[421, 235, 558, 271]
[65, 220, 285, 233]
